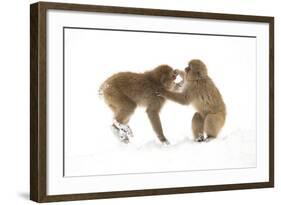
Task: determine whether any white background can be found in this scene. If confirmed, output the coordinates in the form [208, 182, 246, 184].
[64, 23, 257, 176]
[0, 0, 279, 204]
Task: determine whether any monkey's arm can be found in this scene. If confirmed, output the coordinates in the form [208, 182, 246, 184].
[170, 81, 184, 91]
[162, 90, 191, 105]
[170, 69, 185, 91]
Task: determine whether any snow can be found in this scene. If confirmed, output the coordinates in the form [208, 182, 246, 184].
[65, 102, 256, 177]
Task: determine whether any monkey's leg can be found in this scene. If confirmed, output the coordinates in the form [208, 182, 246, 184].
[146, 102, 169, 144]
[103, 86, 136, 124]
[192, 112, 205, 142]
[104, 89, 136, 142]
[115, 102, 136, 125]
[204, 112, 225, 141]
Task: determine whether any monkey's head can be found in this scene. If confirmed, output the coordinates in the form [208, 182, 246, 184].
[151, 65, 178, 89]
[185, 59, 208, 81]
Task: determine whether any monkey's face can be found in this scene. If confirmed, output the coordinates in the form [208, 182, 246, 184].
[185, 59, 208, 81]
[158, 65, 178, 89]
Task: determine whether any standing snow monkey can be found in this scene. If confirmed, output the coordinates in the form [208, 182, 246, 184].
[99, 65, 180, 144]
[159, 59, 226, 142]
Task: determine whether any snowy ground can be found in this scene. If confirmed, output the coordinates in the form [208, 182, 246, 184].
[65, 102, 256, 177]
[65, 131, 256, 177]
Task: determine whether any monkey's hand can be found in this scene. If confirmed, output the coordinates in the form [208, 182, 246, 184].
[175, 81, 184, 89]
[174, 69, 181, 75]
[155, 87, 167, 98]
[174, 69, 185, 79]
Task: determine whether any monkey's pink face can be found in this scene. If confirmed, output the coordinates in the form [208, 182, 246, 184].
[161, 69, 178, 89]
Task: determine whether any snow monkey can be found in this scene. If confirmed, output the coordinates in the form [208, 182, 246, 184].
[159, 59, 226, 142]
[99, 65, 179, 144]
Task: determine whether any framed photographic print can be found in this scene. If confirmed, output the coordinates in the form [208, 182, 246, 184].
[30, 1, 274, 202]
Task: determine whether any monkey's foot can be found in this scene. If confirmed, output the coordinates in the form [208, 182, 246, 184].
[204, 135, 216, 142]
[113, 120, 134, 138]
[121, 125, 134, 138]
[195, 133, 205, 142]
[111, 124, 129, 144]
[159, 136, 170, 146]
[162, 140, 170, 146]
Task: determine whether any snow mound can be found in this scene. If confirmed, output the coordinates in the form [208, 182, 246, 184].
[65, 129, 256, 177]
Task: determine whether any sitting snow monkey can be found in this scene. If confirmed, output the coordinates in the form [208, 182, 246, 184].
[159, 59, 226, 142]
[99, 65, 180, 144]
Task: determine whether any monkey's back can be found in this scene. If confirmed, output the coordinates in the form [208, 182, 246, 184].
[190, 77, 226, 116]
[102, 72, 163, 106]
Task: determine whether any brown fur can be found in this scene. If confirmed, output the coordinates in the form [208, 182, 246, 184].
[161, 59, 226, 141]
[100, 65, 178, 143]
